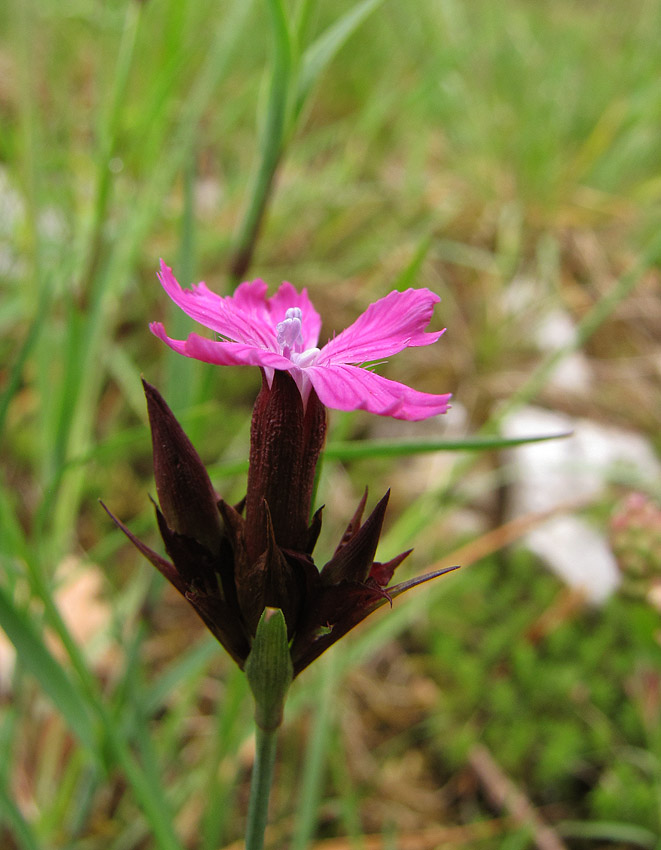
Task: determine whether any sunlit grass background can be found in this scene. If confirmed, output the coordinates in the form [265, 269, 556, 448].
[1, 0, 660, 848]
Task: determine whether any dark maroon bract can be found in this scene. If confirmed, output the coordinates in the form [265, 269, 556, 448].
[103, 374, 456, 676]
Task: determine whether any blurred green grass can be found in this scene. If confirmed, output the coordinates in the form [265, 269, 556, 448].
[1, 0, 660, 848]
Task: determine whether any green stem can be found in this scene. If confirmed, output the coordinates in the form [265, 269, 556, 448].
[229, 0, 292, 282]
[244, 608, 291, 848]
[245, 725, 279, 850]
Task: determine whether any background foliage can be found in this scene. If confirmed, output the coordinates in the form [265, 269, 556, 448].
[1, 0, 660, 847]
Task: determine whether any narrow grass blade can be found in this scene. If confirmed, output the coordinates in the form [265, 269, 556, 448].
[558, 820, 658, 849]
[144, 638, 219, 716]
[205, 431, 572, 477]
[495, 229, 661, 424]
[392, 234, 433, 290]
[201, 665, 251, 850]
[0, 538, 184, 848]
[166, 152, 198, 410]
[324, 431, 572, 461]
[296, 0, 386, 116]
[0, 783, 42, 850]
[230, 0, 292, 280]
[0, 584, 97, 754]
[0, 281, 53, 440]
[78, 0, 144, 300]
[290, 652, 340, 850]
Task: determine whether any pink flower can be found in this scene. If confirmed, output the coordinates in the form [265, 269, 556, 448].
[150, 261, 451, 421]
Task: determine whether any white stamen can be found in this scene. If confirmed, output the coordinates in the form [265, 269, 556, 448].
[293, 347, 320, 367]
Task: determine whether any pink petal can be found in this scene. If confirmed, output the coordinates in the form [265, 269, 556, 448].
[150, 323, 295, 370]
[229, 279, 273, 328]
[266, 282, 322, 350]
[317, 288, 444, 366]
[157, 261, 276, 349]
[306, 363, 451, 421]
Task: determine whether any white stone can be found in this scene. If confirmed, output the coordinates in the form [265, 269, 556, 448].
[502, 406, 661, 602]
[526, 516, 620, 603]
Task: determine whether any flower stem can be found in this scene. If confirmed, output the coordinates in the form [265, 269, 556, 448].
[245, 725, 279, 850]
[229, 0, 291, 283]
[243, 602, 292, 848]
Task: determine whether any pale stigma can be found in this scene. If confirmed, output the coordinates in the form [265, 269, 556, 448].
[276, 308, 303, 354]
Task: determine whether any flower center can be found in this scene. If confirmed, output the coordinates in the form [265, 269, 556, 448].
[276, 308, 320, 367]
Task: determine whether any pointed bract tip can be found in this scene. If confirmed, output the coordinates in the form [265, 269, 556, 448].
[142, 380, 224, 554]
